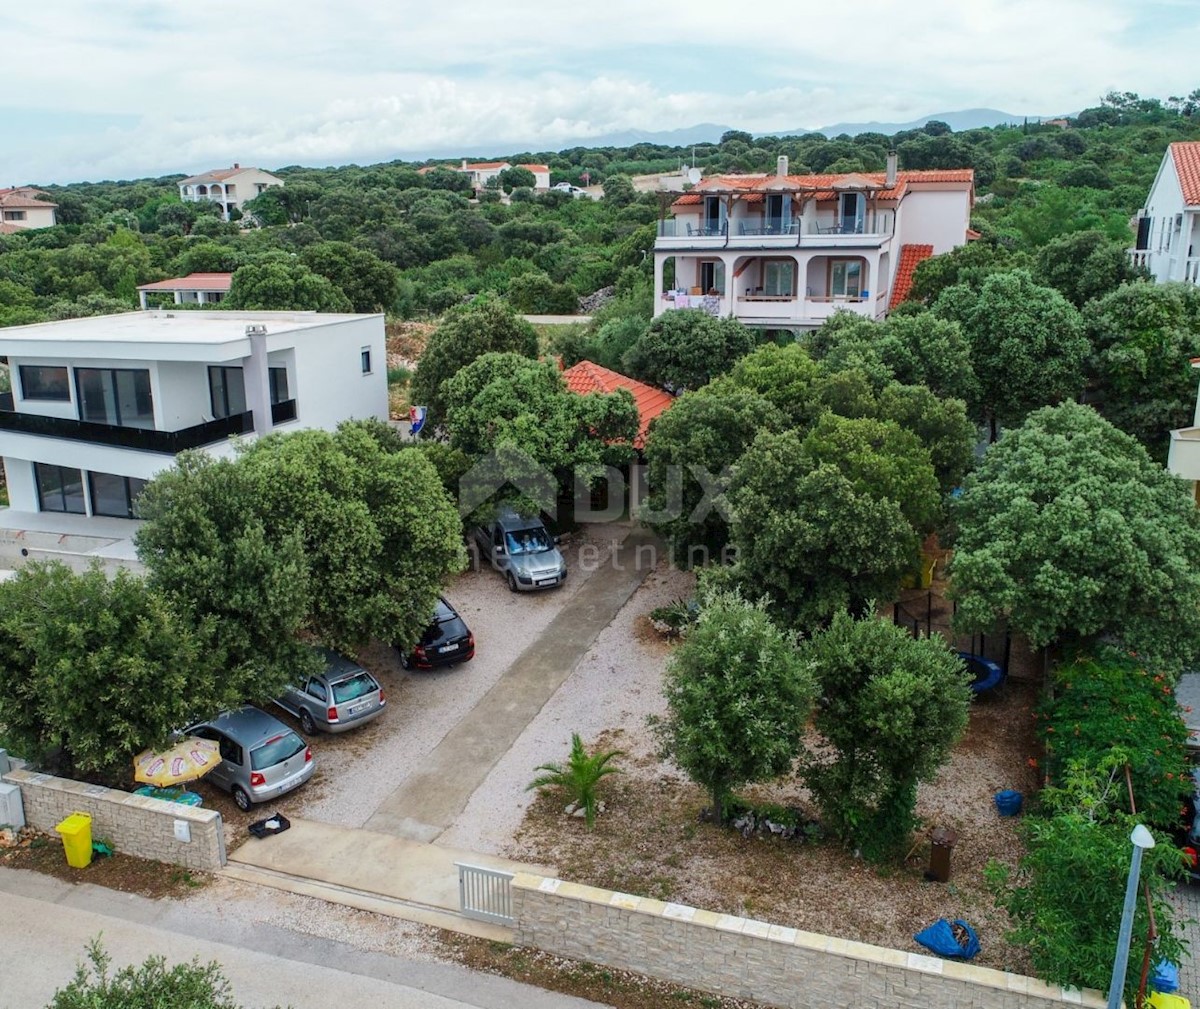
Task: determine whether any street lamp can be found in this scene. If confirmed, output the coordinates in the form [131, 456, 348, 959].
[1107, 824, 1156, 1009]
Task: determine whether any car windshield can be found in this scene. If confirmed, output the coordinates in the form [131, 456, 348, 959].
[434, 599, 457, 624]
[505, 528, 551, 555]
[332, 673, 377, 704]
[250, 731, 305, 770]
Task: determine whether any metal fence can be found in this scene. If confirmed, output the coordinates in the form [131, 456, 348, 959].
[892, 592, 1011, 676]
[456, 862, 515, 925]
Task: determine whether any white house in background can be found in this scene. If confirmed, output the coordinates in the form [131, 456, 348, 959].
[136, 272, 232, 309]
[0, 311, 386, 565]
[178, 164, 284, 221]
[456, 160, 551, 190]
[652, 155, 975, 333]
[0, 187, 57, 233]
[1167, 358, 1200, 501]
[1130, 142, 1200, 286]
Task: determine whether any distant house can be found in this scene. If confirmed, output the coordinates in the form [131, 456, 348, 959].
[653, 153, 974, 334]
[136, 273, 233, 309]
[457, 160, 551, 191]
[1042, 118, 1071, 129]
[178, 164, 284, 222]
[561, 360, 675, 450]
[0, 187, 57, 233]
[1131, 142, 1200, 286]
[1167, 358, 1200, 498]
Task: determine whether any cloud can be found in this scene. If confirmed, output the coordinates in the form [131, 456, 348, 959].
[2, 0, 1199, 182]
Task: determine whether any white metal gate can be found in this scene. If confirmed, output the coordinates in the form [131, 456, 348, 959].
[455, 862, 515, 925]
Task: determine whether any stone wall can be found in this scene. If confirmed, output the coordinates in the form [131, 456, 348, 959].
[2, 768, 226, 872]
[511, 873, 1105, 1009]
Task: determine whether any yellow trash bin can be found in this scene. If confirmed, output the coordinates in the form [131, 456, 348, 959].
[55, 812, 93, 869]
[1148, 992, 1191, 1009]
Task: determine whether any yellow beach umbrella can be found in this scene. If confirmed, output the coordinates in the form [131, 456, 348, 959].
[133, 737, 220, 788]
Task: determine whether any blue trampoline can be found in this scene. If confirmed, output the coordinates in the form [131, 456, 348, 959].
[958, 652, 1006, 695]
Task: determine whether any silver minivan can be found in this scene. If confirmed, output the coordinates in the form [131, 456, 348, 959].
[473, 510, 567, 591]
[273, 648, 386, 735]
[187, 707, 315, 812]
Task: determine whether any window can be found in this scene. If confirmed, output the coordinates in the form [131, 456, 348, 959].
[763, 261, 795, 297]
[3, 210, 26, 221]
[830, 260, 864, 298]
[699, 261, 725, 294]
[208, 366, 288, 418]
[19, 365, 70, 401]
[839, 193, 864, 233]
[88, 472, 148, 519]
[35, 463, 85, 514]
[305, 680, 327, 702]
[361, 348, 373, 374]
[75, 368, 154, 429]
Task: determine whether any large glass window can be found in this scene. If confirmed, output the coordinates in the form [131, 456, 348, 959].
[35, 463, 85, 514]
[75, 368, 154, 429]
[88, 472, 148, 519]
[209, 366, 288, 419]
[699, 261, 725, 294]
[19, 365, 70, 402]
[764, 261, 795, 297]
[830, 260, 864, 298]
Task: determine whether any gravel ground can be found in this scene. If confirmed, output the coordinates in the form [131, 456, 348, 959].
[290, 524, 630, 828]
[439, 559, 694, 853]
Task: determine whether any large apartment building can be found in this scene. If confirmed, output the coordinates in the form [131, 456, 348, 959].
[0, 311, 386, 563]
[652, 155, 975, 332]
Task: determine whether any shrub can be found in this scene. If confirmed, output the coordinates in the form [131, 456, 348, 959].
[527, 733, 623, 830]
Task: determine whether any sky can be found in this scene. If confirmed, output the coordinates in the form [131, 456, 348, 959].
[3, 0, 1200, 184]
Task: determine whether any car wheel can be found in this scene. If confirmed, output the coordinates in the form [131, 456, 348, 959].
[399, 651, 411, 670]
[506, 572, 518, 593]
[299, 709, 316, 735]
[231, 785, 252, 812]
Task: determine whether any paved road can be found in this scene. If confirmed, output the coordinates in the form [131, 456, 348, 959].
[0, 867, 606, 1009]
[1173, 883, 1200, 1001]
[366, 529, 661, 841]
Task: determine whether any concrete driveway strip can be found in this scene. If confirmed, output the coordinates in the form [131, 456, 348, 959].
[0, 867, 608, 1009]
[366, 528, 662, 842]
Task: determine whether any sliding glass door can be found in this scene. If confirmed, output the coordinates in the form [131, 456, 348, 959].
[75, 368, 154, 429]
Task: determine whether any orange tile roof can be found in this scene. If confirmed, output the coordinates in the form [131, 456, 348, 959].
[1171, 142, 1200, 206]
[136, 272, 233, 293]
[0, 222, 24, 234]
[181, 166, 261, 184]
[889, 244, 934, 310]
[965, 227, 982, 240]
[518, 164, 550, 173]
[673, 168, 974, 208]
[562, 360, 675, 450]
[0, 187, 56, 209]
[462, 161, 510, 171]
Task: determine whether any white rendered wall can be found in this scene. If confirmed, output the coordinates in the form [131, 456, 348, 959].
[893, 190, 971, 254]
[274, 315, 387, 430]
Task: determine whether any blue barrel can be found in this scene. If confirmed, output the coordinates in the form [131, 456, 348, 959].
[994, 790, 1023, 816]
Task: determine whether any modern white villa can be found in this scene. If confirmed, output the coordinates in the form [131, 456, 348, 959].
[0, 311, 386, 566]
[652, 155, 975, 332]
[1130, 141, 1200, 286]
[0, 187, 58, 233]
[178, 164, 284, 221]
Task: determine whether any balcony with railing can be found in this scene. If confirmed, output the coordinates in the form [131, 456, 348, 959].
[0, 393, 255, 454]
[656, 214, 894, 249]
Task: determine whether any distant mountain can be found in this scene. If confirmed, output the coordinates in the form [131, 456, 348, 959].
[539, 123, 736, 151]
[806, 108, 1067, 138]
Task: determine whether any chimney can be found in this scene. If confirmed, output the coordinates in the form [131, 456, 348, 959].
[233, 162, 240, 170]
[886, 151, 898, 187]
[462, 159, 468, 170]
[777, 155, 789, 178]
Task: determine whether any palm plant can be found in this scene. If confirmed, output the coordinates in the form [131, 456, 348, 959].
[526, 733, 623, 830]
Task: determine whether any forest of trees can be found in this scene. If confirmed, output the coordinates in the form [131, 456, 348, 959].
[1, 88, 1198, 329]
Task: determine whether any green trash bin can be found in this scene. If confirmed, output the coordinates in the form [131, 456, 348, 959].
[56, 812, 93, 868]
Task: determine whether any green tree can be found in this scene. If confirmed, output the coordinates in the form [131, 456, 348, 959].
[641, 381, 784, 565]
[950, 402, 1200, 671]
[602, 173, 636, 207]
[505, 271, 578, 314]
[526, 733, 623, 830]
[1035, 229, 1147, 308]
[46, 939, 277, 1009]
[0, 564, 216, 783]
[718, 429, 923, 631]
[623, 310, 757, 390]
[654, 591, 815, 822]
[299, 241, 398, 312]
[409, 297, 539, 432]
[225, 254, 353, 312]
[496, 166, 537, 192]
[908, 240, 1029, 304]
[797, 610, 971, 859]
[934, 269, 1089, 438]
[1083, 281, 1200, 460]
[726, 341, 825, 430]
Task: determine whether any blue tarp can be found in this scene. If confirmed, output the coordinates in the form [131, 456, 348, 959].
[1152, 960, 1180, 994]
[914, 918, 981, 960]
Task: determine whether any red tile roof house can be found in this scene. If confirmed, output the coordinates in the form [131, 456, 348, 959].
[652, 153, 975, 335]
[0, 187, 58, 233]
[136, 273, 233, 309]
[1130, 141, 1200, 286]
[561, 360, 675, 451]
[456, 160, 552, 190]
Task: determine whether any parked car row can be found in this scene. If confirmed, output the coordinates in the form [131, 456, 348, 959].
[188, 595, 477, 811]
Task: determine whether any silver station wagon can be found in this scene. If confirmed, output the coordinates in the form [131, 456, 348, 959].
[187, 706, 314, 811]
[273, 648, 386, 735]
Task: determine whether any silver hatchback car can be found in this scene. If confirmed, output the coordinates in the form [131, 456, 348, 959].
[473, 510, 567, 591]
[187, 706, 315, 812]
[273, 648, 386, 735]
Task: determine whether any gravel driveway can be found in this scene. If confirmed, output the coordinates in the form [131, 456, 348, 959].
[289, 525, 630, 829]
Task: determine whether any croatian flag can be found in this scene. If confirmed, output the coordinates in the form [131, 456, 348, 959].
[409, 405, 428, 436]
